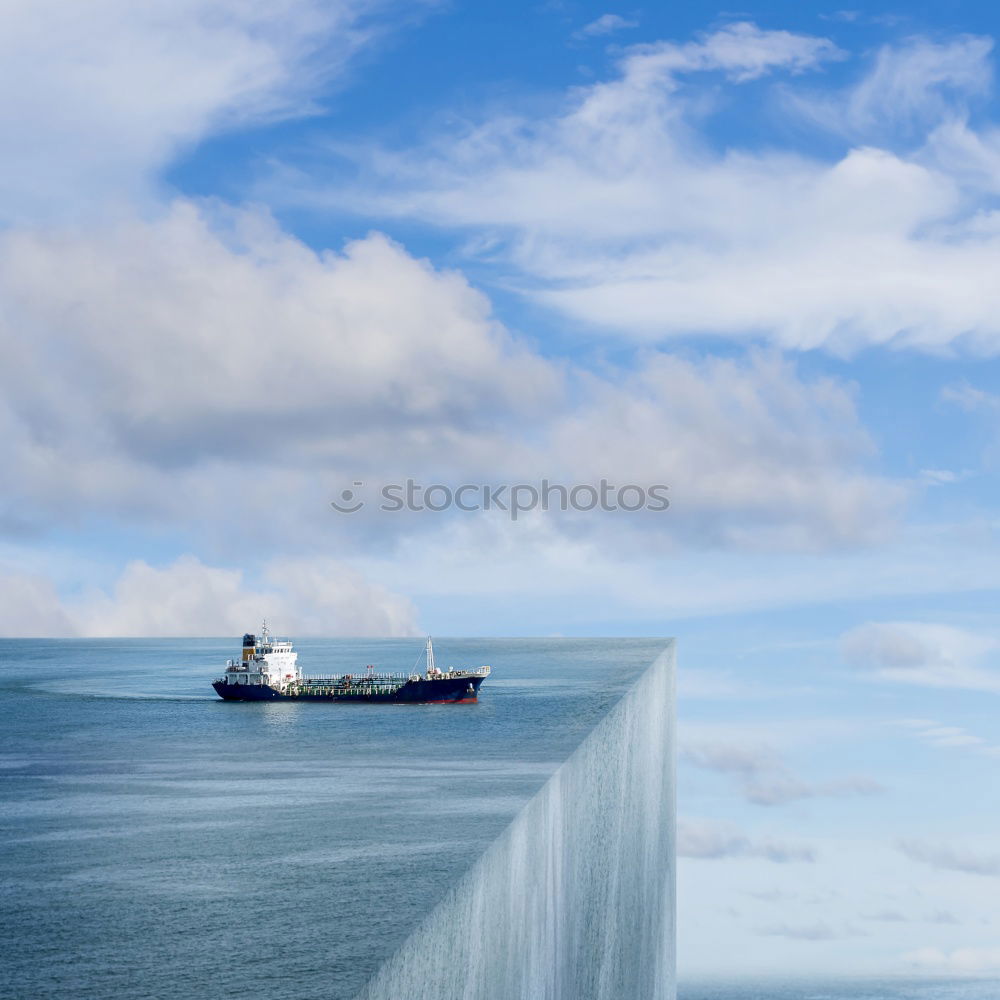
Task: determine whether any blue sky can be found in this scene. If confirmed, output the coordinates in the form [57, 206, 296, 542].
[3, 0, 1000, 979]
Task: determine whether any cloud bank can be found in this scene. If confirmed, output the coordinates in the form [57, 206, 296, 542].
[0, 199, 902, 564]
[0, 556, 418, 637]
[308, 24, 1000, 354]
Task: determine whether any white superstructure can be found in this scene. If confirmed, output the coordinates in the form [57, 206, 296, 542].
[219, 620, 301, 692]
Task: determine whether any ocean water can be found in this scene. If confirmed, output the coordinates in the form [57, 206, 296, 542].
[1, 637, 667, 1000]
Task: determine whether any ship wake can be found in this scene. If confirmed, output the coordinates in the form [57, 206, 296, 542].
[355, 641, 676, 1000]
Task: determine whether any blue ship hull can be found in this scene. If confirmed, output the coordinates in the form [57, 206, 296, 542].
[213, 674, 484, 704]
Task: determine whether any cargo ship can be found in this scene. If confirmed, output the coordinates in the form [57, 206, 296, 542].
[212, 623, 490, 703]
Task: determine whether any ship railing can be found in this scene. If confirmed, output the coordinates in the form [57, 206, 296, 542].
[300, 673, 410, 684]
[291, 666, 490, 685]
[289, 683, 406, 695]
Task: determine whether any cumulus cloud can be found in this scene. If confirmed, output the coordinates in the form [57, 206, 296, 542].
[0, 199, 901, 556]
[842, 622, 1000, 691]
[678, 819, 816, 862]
[0, 572, 76, 637]
[538, 352, 903, 551]
[0, 201, 553, 544]
[305, 23, 1000, 353]
[898, 839, 1000, 877]
[0, 555, 418, 637]
[0, 202, 550, 465]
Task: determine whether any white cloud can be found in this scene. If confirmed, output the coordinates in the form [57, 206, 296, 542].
[682, 740, 783, 778]
[678, 819, 816, 863]
[573, 14, 638, 40]
[0, 200, 901, 556]
[0, 0, 421, 219]
[918, 468, 964, 486]
[898, 839, 1000, 877]
[0, 555, 418, 637]
[942, 381, 1000, 413]
[865, 909, 906, 923]
[0, 201, 554, 541]
[903, 946, 1000, 974]
[0, 201, 550, 463]
[320, 22, 841, 240]
[923, 116, 1000, 194]
[681, 738, 884, 806]
[537, 352, 903, 551]
[842, 622, 1000, 691]
[262, 556, 419, 635]
[756, 920, 854, 940]
[894, 720, 997, 752]
[343, 515, 1000, 636]
[744, 774, 883, 807]
[307, 25, 1000, 354]
[0, 571, 76, 637]
[789, 36, 994, 137]
[821, 11, 860, 23]
[631, 21, 842, 82]
[920, 726, 985, 748]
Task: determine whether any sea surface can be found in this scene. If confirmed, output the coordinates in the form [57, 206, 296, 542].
[1, 637, 665, 1000]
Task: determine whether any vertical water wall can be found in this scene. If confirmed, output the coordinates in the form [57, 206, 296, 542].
[357, 641, 676, 1000]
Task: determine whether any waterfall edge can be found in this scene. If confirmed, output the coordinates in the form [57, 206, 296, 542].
[355, 640, 676, 1000]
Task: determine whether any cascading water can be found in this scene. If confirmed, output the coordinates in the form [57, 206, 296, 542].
[356, 641, 676, 1000]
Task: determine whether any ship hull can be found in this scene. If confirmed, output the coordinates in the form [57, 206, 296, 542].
[212, 675, 484, 704]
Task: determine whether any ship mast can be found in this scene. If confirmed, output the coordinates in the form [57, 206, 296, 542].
[425, 637, 435, 674]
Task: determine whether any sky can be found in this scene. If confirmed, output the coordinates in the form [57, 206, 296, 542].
[2, 0, 1000, 980]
